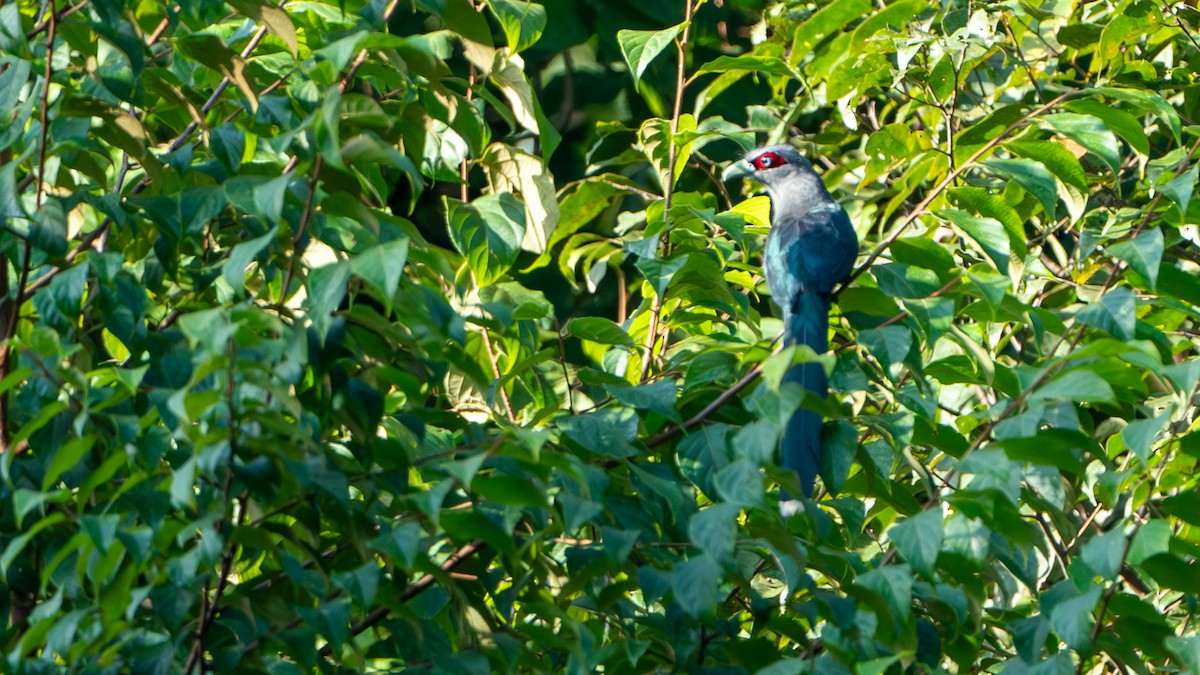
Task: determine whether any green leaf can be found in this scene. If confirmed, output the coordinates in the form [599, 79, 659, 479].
[713, 459, 764, 508]
[1064, 99, 1149, 155]
[174, 33, 258, 113]
[1080, 530, 1126, 581]
[856, 564, 914, 627]
[890, 235, 956, 273]
[1108, 228, 1163, 289]
[873, 263, 942, 299]
[559, 407, 639, 458]
[1030, 369, 1115, 404]
[635, 254, 688, 298]
[858, 325, 912, 372]
[446, 193, 527, 287]
[481, 144, 559, 254]
[1097, 15, 1152, 65]
[0, 513, 66, 582]
[170, 457, 197, 509]
[1160, 491, 1200, 527]
[688, 503, 739, 564]
[225, 175, 288, 223]
[438, 0, 496, 74]
[1138, 553, 1200, 594]
[1047, 583, 1101, 651]
[997, 430, 1089, 473]
[1007, 139, 1089, 191]
[488, 0, 547, 52]
[1160, 164, 1199, 216]
[1077, 285, 1136, 341]
[350, 238, 410, 315]
[888, 508, 944, 577]
[1127, 520, 1170, 565]
[611, 379, 679, 421]
[672, 554, 720, 618]
[567, 317, 635, 348]
[1092, 87, 1181, 142]
[939, 209, 1011, 275]
[792, 0, 872, 52]
[8, 401, 67, 452]
[305, 261, 351, 343]
[1121, 413, 1170, 464]
[696, 54, 793, 76]
[821, 420, 858, 494]
[474, 475, 548, 507]
[1043, 113, 1122, 174]
[222, 228, 277, 297]
[904, 296, 955, 343]
[373, 521, 422, 569]
[228, 0, 298, 57]
[954, 103, 1026, 165]
[864, 124, 917, 182]
[42, 436, 96, 491]
[1165, 635, 1200, 672]
[618, 24, 684, 89]
[491, 57, 561, 156]
[947, 186, 1027, 258]
[981, 158, 1058, 220]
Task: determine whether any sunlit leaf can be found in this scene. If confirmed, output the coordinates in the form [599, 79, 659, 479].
[618, 24, 684, 89]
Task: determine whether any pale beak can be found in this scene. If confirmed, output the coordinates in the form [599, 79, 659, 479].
[724, 159, 754, 181]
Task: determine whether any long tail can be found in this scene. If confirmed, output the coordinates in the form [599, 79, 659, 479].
[782, 293, 831, 499]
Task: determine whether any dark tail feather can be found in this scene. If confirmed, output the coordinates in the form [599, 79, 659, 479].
[782, 294, 830, 499]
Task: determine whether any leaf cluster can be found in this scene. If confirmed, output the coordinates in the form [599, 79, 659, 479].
[2, 0, 1200, 672]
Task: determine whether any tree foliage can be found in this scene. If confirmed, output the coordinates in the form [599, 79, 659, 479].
[2, 0, 1200, 671]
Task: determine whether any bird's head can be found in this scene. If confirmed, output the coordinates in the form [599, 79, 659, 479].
[727, 145, 835, 214]
[742, 145, 816, 189]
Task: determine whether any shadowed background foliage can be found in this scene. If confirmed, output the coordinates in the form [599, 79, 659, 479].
[3, 0, 1200, 671]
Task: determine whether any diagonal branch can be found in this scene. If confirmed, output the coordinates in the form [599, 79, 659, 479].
[315, 540, 486, 659]
[838, 91, 1076, 294]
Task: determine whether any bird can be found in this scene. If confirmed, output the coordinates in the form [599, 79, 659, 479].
[741, 145, 858, 503]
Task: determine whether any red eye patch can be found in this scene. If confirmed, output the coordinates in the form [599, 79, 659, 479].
[752, 151, 788, 171]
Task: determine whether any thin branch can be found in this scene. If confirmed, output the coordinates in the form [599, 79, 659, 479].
[18, 16, 278, 305]
[839, 91, 1075, 293]
[647, 345, 776, 448]
[1, 1, 56, 453]
[277, 155, 323, 310]
[553, 317, 576, 415]
[314, 541, 487, 659]
[184, 340, 247, 674]
[35, 1, 56, 211]
[480, 327, 516, 420]
[24, 0, 85, 39]
[933, 139, 1200, 500]
[638, 0, 696, 383]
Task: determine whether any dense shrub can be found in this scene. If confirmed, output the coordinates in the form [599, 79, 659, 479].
[2, 0, 1200, 671]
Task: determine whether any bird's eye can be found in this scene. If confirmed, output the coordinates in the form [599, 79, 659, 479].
[752, 152, 787, 170]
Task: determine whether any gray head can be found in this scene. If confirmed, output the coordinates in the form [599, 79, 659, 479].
[742, 145, 833, 213]
[745, 145, 818, 188]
